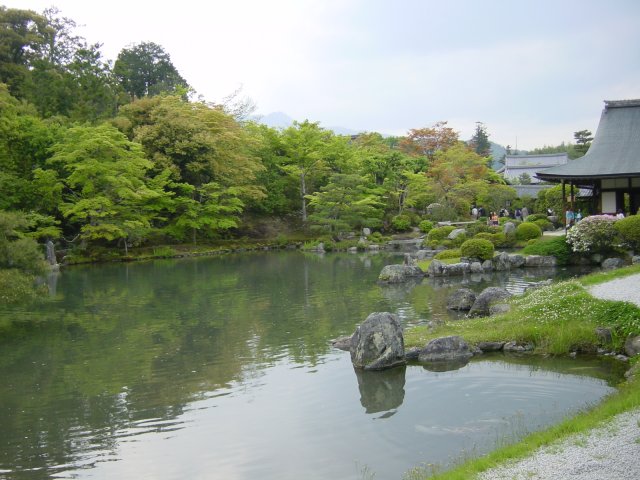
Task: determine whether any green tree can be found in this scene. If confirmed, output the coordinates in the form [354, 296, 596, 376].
[0, 7, 49, 96]
[469, 121, 491, 157]
[114, 42, 189, 100]
[399, 121, 458, 162]
[306, 173, 384, 237]
[573, 129, 593, 156]
[165, 182, 244, 245]
[280, 120, 332, 222]
[46, 124, 173, 253]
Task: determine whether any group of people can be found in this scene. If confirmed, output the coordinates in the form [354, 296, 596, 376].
[471, 205, 530, 226]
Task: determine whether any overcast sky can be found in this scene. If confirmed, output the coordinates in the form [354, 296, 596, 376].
[6, 0, 640, 149]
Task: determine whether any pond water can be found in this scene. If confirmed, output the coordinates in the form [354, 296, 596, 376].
[0, 252, 623, 479]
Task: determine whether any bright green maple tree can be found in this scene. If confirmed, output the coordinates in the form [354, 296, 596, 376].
[45, 123, 173, 254]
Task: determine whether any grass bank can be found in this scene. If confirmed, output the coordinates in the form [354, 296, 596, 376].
[403, 263, 640, 479]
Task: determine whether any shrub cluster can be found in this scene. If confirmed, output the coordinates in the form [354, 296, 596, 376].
[533, 218, 554, 231]
[427, 225, 456, 243]
[418, 220, 434, 234]
[391, 215, 412, 232]
[614, 215, 640, 250]
[521, 236, 572, 265]
[516, 222, 543, 241]
[525, 213, 548, 222]
[566, 215, 618, 253]
[434, 248, 461, 259]
[460, 238, 495, 261]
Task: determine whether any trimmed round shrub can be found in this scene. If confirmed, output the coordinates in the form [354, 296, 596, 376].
[460, 238, 495, 261]
[474, 232, 494, 242]
[492, 232, 516, 248]
[566, 214, 618, 253]
[427, 225, 456, 243]
[525, 213, 548, 222]
[516, 222, 543, 241]
[534, 218, 554, 231]
[522, 236, 572, 265]
[368, 232, 384, 243]
[434, 248, 461, 260]
[465, 221, 498, 237]
[418, 220, 434, 234]
[391, 214, 412, 231]
[614, 214, 640, 250]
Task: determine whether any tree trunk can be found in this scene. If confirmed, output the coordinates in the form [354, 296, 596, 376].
[300, 172, 307, 222]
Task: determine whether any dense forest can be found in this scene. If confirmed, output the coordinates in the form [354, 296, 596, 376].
[1, 5, 571, 297]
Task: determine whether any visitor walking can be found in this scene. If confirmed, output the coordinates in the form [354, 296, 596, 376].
[565, 208, 575, 228]
[521, 206, 529, 221]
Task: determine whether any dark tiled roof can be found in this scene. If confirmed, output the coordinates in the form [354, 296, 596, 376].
[537, 99, 640, 181]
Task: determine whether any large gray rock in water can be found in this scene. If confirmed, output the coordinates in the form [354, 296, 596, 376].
[427, 260, 470, 277]
[350, 312, 406, 370]
[469, 287, 512, 317]
[470, 261, 483, 273]
[418, 336, 473, 362]
[508, 254, 526, 268]
[447, 288, 476, 310]
[602, 257, 625, 270]
[427, 259, 446, 276]
[624, 335, 640, 357]
[492, 252, 511, 271]
[477, 341, 505, 352]
[378, 264, 423, 283]
[524, 255, 557, 267]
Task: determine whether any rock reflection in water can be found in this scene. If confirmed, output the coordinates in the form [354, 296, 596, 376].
[421, 358, 470, 372]
[355, 366, 406, 414]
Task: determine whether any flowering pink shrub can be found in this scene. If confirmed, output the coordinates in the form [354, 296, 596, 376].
[566, 215, 619, 253]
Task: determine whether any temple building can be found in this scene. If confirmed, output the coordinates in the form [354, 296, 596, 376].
[536, 99, 640, 215]
[500, 152, 568, 184]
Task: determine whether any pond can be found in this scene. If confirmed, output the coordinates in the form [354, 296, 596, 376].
[0, 251, 624, 479]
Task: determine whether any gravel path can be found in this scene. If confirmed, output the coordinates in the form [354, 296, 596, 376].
[588, 273, 640, 307]
[478, 273, 640, 479]
[477, 409, 640, 479]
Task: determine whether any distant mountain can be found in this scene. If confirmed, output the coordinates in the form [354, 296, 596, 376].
[254, 111, 294, 129]
[254, 111, 362, 136]
[489, 142, 507, 170]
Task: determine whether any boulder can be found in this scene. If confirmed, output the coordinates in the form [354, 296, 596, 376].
[633, 255, 640, 265]
[602, 257, 625, 270]
[331, 335, 353, 351]
[362, 227, 371, 236]
[508, 254, 526, 268]
[378, 264, 423, 283]
[524, 255, 557, 267]
[403, 253, 418, 266]
[477, 341, 505, 352]
[447, 288, 476, 311]
[445, 262, 471, 276]
[350, 312, 406, 370]
[427, 260, 471, 277]
[468, 287, 512, 317]
[503, 222, 516, 236]
[415, 249, 434, 260]
[448, 228, 466, 240]
[492, 251, 511, 271]
[624, 335, 640, 357]
[595, 327, 613, 345]
[503, 341, 534, 353]
[489, 303, 511, 315]
[470, 261, 483, 273]
[418, 335, 473, 363]
[482, 259, 494, 271]
[348, 247, 358, 253]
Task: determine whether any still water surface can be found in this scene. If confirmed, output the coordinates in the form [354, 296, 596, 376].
[0, 252, 623, 479]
